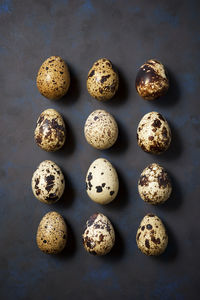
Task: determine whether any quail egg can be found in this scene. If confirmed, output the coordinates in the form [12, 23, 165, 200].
[36, 56, 70, 100]
[86, 158, 119, 205]
[87, 58, 119, 101]
[84, 109, 118, 149]
[138, 163, 172, 204]
[137, 111, 171, 154]
[32, 160, 65, 204]
[82, 213, 115, 255]
[36, 211, 67, 254]
[34, 108, 66, 152]
[136, 213, 168, 256]
[135, 59, 169, 100]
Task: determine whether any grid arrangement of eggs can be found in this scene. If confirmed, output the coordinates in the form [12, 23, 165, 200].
[32, 56, 172, 256]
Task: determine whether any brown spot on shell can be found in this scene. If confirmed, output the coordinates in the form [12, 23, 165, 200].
[45, 175, 55, 192]
[139, 175, 149, 186]
[145, 239, 150, 249]
[100, 75, 110, 84]
[157, 170, 170, 188]
[87, 213, 98, 227]
[162, 126, 168, 139]
[152, 118, 162, 129]
[96, 186, 103, 193]
[151, 236, 161, 244]
[148, 214, 155, 217]
[137, 232, 141, 240]
[146, 224, 152, 230]
[148, 136, 154, 141]
[157, 113, 165, 121]
[45, 193, 59, 202]
[35, 135, 42, 145]
[88, 70, 95, 77]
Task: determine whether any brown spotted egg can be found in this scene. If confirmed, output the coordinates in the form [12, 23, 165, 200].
[138, 163, 172, 205]
[135, 59, 169, 100]
[86, 158, 119, 205]
[34, 108, 66, 152]
[82, 213, 115, 255]
[87, 58, 119, 101]
[32, 160, 65, 204]
[36, 211, 67, 254]
[84, 109, 118, 150]
[37, 56, 70, 100]
[137, 111, 171, 154]
[136, 213, 168, 256]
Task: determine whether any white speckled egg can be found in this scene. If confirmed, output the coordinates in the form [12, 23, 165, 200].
[138, 163, 172, 204]
[84, 109, 118, 150]
[86, 158, 119, 205]
[137, 111, 171, 154]
[37, 56, 70, 100]
[32, 160, 65, 204]
[135, 59, 169, 100]
[82, 213, 115, 255]
[36, 211, 67, 254]
[87, 58, 119, 101]
[34, 108, 66, 152]
[136, 213, 168, 256]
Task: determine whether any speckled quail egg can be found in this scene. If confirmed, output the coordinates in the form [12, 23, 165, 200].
[136, 213, 168, 256]
[34, 108, 66, 152]
[87, 58, 119, 101]
[36, 211, 67, 254]
[32, 160, 65, 204]
[135, 59, 169, 100]
[84, 109, 118, 150]
[86, 158, 119, 205]
[137, 111, 171, 154]
[82, 213, 115, 255]
[36, 56, 70, 100]
[138, 163, 172, 205]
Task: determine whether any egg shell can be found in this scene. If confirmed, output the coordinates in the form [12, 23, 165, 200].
[87, 58, 119, 101]
[36, 211, 67, 254]
[82, 213, 115, 255]
[138, 163, 172, 204]
[135, 59, 169, 100]
[36, 56, 70, 100]
[86, 158, 119, 205]
[136, 213, 168, 256]
[32, 160, 65, 204]
[137, 111, 171, 154]
[84, 109, 118, 150]
[34, 108, 66, 152]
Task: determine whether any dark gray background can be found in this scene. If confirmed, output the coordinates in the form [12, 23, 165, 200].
[0, 0, 200, 299]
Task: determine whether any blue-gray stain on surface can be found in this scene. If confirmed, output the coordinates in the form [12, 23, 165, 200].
[153, 6, 179, 27]
[0, 0, 12, 14]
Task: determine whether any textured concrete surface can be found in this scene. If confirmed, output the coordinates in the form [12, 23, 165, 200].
[0, 0, 200, 299]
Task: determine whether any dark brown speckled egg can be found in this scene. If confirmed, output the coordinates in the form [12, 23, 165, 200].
[136, 213, 168, 256]
[82, 213, 115, 255]
[87, 58, 119, 101]
[137, 111, 171, 154]
[32, 160, 65, 204]
[34, 108, 66, 152]
[135, 59, 169, 100]
[138, 163, 172, 205]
